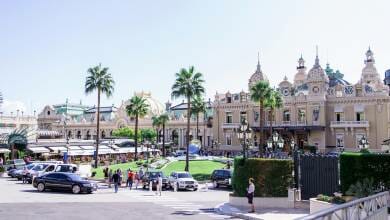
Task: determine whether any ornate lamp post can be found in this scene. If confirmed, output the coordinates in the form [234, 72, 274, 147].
[266, 131, 284, 157]
[234, 119, 252, 160]
[358, 136, 369, 149]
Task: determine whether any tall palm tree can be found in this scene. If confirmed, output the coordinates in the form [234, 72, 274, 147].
[152, 115, 161, 144]
[171, 66, 205, 171]
[264, 89, 283, 137]
[191, 96, 206, 141]
[158, 114, 170, 157]
[250, 80, 271, 152]
[126, 95, 149, 161]
[85, 64, 115, 168]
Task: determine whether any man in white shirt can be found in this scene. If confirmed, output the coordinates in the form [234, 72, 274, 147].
[247, 178, 255, 213]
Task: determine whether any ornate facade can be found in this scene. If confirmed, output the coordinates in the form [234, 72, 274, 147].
[213, 48, 390, 152]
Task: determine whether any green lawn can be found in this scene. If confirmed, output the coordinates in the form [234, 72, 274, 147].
[92, 160, 226, 181]
[160, 160, 226, 181]
[92, 160, 145, 179]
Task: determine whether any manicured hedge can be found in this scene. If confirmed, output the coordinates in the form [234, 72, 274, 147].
[232, 157, 293, 197]
[340, 152, 390, 193]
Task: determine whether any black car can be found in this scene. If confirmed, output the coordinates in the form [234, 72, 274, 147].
[211, 169, 232, 188]
[33, 172, 97, 194]
[142, 171, 168, 190]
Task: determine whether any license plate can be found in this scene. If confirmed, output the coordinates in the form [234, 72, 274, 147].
[187, 185, 193, 188]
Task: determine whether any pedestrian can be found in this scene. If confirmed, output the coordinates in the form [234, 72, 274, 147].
[134, 172, 139, 189]
[117, 169, 122, 185]
[22, 165, 28, 184]
[138, 167, 144, 179]
[112, 170, 120, 193]
[108, 169, 113, 188]
[127, 170, 134, 190]
[247, 178, 255, 213]
[156, 174, 162, 196]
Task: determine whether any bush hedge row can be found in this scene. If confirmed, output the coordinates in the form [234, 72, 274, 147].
[232, 157, 293, 197]
[340, 152, 390, 193]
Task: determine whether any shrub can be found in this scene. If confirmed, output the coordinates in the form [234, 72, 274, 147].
[232, 157, 293, 197]
[0, 166, 4, 173]
[346, 178, 379, 198]
[340, 152, 390, 193]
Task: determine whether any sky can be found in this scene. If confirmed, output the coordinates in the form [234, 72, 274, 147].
[1, 0, 390, 115]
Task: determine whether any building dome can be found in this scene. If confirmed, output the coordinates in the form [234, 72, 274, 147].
[307, 51, 329, 83]
[133, 92, 165, 117]
[248, 54, 268, 89]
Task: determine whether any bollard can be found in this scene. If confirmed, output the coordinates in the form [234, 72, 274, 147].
[173, 181, 177, 192]
[149, 181, 152, 192]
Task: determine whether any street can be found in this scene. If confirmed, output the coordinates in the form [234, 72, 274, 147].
[0, 177, 236, 220]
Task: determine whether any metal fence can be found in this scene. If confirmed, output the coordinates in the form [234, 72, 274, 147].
[295, 154, 339, 200]
[297, 191, 389, 220]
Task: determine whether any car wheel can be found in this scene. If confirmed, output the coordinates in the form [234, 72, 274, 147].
[72, 185, 81, 194]
[194, 188, 198, 191]
[37, 183, 45, 192]
[213, 180, 219, 188]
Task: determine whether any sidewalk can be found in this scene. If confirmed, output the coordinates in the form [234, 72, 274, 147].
[214, 202, 309, 220]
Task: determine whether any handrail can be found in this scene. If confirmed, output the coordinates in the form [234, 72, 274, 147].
[297, 191, 389, 220]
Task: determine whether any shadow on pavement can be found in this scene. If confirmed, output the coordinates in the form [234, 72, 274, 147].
[171, 210, 199, 216]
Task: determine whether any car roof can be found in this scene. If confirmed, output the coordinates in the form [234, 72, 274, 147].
[175, 171, 189, 174]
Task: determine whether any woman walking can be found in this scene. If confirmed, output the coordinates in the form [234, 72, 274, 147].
[247, 178, 255, 213]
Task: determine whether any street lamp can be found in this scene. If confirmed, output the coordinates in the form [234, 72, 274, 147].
[65, 136, 70, 164]
[266, 131, 284, 157]
[290, 140, 295, 151]
[358, 136, 369, 149]
[234, 119, 252, 160]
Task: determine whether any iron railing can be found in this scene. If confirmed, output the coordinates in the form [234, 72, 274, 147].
[297, 191, 389, 220]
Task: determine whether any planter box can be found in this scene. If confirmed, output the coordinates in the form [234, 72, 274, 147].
[229, 189, 295, 209]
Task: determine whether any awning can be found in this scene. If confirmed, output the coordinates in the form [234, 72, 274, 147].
[0, 148, 10, 153]
[354, 104, 365, 112]
[27, 147, 50, 153]
[48, 146, 68, 152]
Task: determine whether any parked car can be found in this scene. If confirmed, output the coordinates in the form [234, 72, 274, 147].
[168, 171, 198, 191]
[14, 164, 36, 180]
[33, 172, 97, 194]
[4, 159, 26, 171]
[142, 171, 168, 190]
[210, 169, 232, 188]
[27, 163, 78, 184]
[7, 167, 22, 178]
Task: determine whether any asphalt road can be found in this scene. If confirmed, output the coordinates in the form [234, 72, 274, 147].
[0, 177, 237, 220]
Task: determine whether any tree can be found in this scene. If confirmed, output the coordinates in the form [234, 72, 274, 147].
[126, 95, 149, 161]
[158, 114, 170, 157]
[264, 89, 283, 137]
[112, 127, 134, 139]
[250, 80, 271, 152]
[191, 96, 206, 141]
[140, 128, 156, 142]
[152, 116, 161, 143]
[171, 66, 205, 171]
[85, 64, 115, 168]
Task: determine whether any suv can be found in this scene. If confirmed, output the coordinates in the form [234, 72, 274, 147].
[211, 169, 232, 188]
[142, 171, 168, 190]
[168, 171, 198, 191]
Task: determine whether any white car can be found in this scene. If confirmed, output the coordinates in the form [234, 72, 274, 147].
[28, 163, 78, 183]
[168, 171, 198, 191]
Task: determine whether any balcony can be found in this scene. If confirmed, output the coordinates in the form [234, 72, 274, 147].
[222, 123, 241, 129]
[330, 121, 369, 128]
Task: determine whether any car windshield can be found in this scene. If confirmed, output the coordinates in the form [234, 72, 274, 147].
[148, 172, 163, 178]
[26, 164, 35, 169]
[32, 164, 49, 171]
[177, 173, 191, 178]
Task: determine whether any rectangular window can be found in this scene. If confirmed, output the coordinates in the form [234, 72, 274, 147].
[283, 110, 290, 121]
[226, 97, 232, 103]
[356, 112, 364, 121]
[335, 112, 344, 122]
[240, 111, 247, 123]
[226, 135, 232, 146]
[225, 112, 233, 124]
[336, 133, 344, 148]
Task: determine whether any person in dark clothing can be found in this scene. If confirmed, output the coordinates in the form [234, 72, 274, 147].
[112, 171, 120, 193]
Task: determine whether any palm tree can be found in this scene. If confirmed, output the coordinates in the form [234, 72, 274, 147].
[191, 96, 206, 141]
[171, 66, 205, 171]
[250, 80, 271, 152]
[85, 64, 115, 168]
[152, 115, 161, 144]
[158, 114, 170, 157]
[264, 89, 283, 137]
[126, 95, 149, 161]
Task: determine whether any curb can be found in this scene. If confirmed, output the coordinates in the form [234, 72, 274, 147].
[214, 202, 264, 220]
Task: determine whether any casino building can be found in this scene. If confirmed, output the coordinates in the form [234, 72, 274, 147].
[212, 48, 390, 153]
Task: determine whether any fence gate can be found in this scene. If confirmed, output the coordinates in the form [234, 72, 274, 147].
[296, 154, 339, 200]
